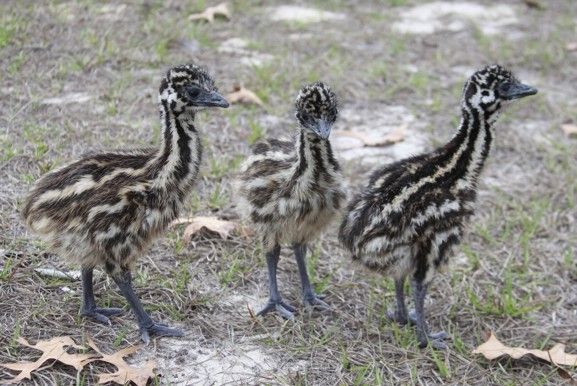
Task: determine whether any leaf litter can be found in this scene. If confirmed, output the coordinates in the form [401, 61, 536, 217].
[189, 2, 230, 23]
[473, 332, 577, 368]
[561, 123, 577, 138]
[0, 336, 96, 384]
[226, 85, 264, 106]
[0, 336, 158, 385]
[334, 123, 407, 147]
[87, 338, 157, 386]
[172, 216, 238, 242]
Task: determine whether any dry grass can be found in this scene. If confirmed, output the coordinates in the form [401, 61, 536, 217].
[1, 0, 576, 384]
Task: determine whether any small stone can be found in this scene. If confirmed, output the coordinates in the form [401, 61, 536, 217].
[269, 6, 346, 23]
[42, 92, 93, 105]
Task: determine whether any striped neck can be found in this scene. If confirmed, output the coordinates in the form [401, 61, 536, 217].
[291, 129, 340, 185]
[150, 100, 202, 190]
[443, 101, 494, 189]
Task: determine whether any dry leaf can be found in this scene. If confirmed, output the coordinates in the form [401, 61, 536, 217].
[473, 332, 577, 367]
[189, 2, 230, 23]
[174, 216, 237, 242]
[566, 42, 577, 52]
[523, 0, 545, 9]
[561, 124, 577, 138]
[226, 85, 264, 106]
[237, 224, 256, 239]
[34, 267, 82, 280]
[335, 123, 407, 147]
[0, 336, 98, 383]
[0, 336, 157, 385]
[558, 367, 577, 385]
[87, 339, 157, 386]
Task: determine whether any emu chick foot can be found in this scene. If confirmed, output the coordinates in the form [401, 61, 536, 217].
[140, 322, 184, 345]
[257, 299, 296, 320]
[303, 294, 330, 311]
[386, 309, 409, 325]
[418, 330, 450, 350]
[81, 307, 124, 325]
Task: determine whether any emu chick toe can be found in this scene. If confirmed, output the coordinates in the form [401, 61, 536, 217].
[141, 323, 184, 345]
[257, 300, 296, 320]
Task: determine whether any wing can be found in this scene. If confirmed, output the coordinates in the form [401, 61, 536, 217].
[22, 150, 153, 232]
[250, 138, 293, 155]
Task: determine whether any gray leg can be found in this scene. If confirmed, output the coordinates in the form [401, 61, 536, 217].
[293, 243, 329, 310]
[257, 245, 296, 319]
[411, 279, 448, 350]
[112, 269, 183, 344]
[80, 266, 123, 325]
[387, 278, 409, 325]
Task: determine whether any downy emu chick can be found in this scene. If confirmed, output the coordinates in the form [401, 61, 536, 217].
[339, 65, 537, 349]
[22, 64, 229, 343]
[238, 82, 345, 319]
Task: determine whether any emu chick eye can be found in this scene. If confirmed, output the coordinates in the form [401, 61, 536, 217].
[481, 91, 490, 96]
[187, 86, 201, 98]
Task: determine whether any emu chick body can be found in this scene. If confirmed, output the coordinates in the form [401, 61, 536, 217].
[238, 82, 345, 318]
[23, 147, 190, 274]
[22, 64, 229, 342]
[239, 134, 344, 251]
[339, 65, 537, 349]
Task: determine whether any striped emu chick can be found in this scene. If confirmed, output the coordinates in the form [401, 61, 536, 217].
[22, 64, 229, 343]
[238, 82, 345, 319]
[339, 65, 537, 349]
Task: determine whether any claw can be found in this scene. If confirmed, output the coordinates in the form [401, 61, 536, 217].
[386, 309, 408, 325]
[304, 295, 330, 311]
[81, 307, 123, 326]
[95, 307, 124, 317]
[257, 300, 296, 319]
[140, 323, 183, 345]
[428, 331, 449, 340]
[407, 310, 419, 326]
[82, 311, 111, 325]
[420, 337, 449, 350]
[418, 330, 450, 350]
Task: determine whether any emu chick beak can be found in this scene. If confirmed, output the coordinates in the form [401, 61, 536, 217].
[195, 90, 230, 108]
[316, 120, 332, 139]
[500, 82, 538, 100]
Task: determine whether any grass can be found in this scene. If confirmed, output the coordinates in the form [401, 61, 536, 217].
[207, 153, 243, 180]
[208, 182, 228, 209]
[247, 117, 266, 144]
[1, 0, 577, 385]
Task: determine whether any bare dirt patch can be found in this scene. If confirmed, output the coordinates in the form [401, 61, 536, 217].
[1, 0, 576, 385]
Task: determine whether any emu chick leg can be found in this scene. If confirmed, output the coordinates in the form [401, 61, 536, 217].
[411, 279, 449, 350]
[387, 278, 409, 325]
[293, 243, 329, 310]
[80, 266, 123, 325]
[257, 245, 296, 319]
[111, 268, 183, 344]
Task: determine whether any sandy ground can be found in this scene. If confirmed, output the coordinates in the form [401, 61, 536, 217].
[1, 0, 576, 384]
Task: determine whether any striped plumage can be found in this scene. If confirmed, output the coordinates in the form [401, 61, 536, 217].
[22, 63, 229, 343]
[339, 65, 537, 349]
[238, 82, 346, 319]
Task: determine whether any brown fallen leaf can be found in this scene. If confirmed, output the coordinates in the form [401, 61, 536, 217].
[559, 367, 577, 385]
[566, 42, 577, 52]
[473, 332, 577, 367]
[226, 85, 264, 106]
[335, 123, 407, 147]
[237, 224, 256, 239]
[523, 0, 545, 9]
[189, 2, 230, 23]
[87, 339, 157, 386]
[0, 336, 98, 384]
[174, 216, 238, 242]
[561, 124, 577, 138]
